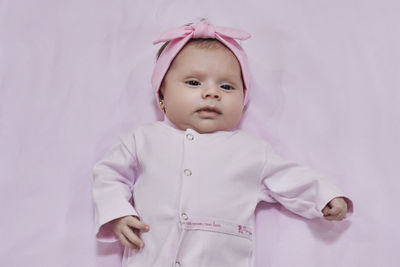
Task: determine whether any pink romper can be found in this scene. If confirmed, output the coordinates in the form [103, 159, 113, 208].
[93, 118, 350, 267]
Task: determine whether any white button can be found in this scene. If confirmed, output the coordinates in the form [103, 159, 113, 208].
[175, 261, 181, 267]
[184, 169, 192, 176]
[186, 133, 194, 140]
[181, 213, 188, 220]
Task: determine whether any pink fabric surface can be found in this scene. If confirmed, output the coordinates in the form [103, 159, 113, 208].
[0, 0, 398, 266]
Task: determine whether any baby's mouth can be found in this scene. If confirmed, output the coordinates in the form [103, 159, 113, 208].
[196, 106, 222, 114]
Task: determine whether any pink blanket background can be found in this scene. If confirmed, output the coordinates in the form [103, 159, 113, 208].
[1, 0, 399, 266]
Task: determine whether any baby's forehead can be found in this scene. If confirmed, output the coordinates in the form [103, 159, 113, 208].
[182, 41, 234, 55]
[166, 45, 244, 87]
[186, 39, 227, 49]
[170, 43, 240, 69]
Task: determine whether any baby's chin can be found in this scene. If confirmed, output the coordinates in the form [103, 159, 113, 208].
[168, 116, 237, 133]
[187, 120, 234, 134]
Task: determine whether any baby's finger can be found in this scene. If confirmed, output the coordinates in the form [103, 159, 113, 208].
[122, 227, 144, 249]
[323, 215, 336, 221]
[324, 208, 346, 221]
[322, 206, 331, 216]
[336, 208, 347, 220]
[127, 216, 150, 232]
[327, 205, 341, 216]
[117, 231, 139, 250]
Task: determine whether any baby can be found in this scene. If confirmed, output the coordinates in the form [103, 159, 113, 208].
[93, 20, 352, 267]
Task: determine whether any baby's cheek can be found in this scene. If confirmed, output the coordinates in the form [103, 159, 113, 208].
[226, 107, 244, 126]
[233, 102, 245, 118]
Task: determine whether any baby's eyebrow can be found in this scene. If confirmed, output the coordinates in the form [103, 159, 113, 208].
[183, 70, 206, 77]
[223, 74, 242, 80]
[184, 70, 239, 80]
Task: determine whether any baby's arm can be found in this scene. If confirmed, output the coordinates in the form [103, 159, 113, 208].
[109, 215, 150, 249]
[93, 133, 149, 244]
[261, 142, 353, 220]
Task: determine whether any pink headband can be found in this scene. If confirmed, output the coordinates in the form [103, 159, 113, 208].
[151, 20, 252, 107]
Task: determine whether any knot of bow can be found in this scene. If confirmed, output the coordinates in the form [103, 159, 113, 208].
[153, 20, 251, 44]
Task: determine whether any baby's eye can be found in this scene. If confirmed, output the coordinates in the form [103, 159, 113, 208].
[221, 84, 234, 90]
[185, 80, 201, 86]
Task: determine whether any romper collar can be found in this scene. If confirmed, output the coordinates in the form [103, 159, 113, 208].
[158, 116, 238, 140]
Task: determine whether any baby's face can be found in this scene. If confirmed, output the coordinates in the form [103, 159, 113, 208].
[160, 43, 244, 133]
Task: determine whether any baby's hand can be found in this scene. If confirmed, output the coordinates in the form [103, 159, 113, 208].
[110, 215, 150, 249]
[322, 197, 348, 221]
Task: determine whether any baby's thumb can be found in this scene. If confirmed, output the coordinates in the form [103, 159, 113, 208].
[322, 205, 331, 216]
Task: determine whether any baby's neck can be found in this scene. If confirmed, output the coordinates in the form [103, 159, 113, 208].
[162, 115, 238, 134]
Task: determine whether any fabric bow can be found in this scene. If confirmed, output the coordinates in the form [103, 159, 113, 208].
[153, 20, 251, 44]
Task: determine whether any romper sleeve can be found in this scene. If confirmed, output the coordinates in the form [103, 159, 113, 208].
[260, 142, 353, 219]
[92, 133, 140, 242]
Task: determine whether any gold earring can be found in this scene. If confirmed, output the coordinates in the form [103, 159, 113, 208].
[159, 100, 166, 113]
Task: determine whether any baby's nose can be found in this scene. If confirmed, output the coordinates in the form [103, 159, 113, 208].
[202, 85, 221, 99]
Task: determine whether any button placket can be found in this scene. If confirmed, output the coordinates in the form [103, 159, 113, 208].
[184, 131, 194, 179]
[178, 129, 194, 261]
